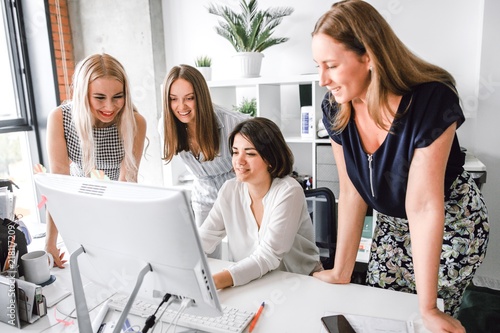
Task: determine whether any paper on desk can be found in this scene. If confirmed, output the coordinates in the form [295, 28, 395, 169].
[320, 311, 432, 333]
[42, 282, 71, 307]
[17, 279, 40, 324]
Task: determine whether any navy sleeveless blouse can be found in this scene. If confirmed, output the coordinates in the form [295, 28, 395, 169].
[322, 82, 465, 218]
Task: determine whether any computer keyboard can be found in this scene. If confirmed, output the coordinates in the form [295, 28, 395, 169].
[108, 292, 162, 318]
[108, 293, 255, 333]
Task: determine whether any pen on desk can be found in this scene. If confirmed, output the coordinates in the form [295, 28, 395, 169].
[248, 302, 265, 332]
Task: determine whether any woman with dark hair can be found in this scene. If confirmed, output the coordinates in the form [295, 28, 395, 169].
[311, 1, 488, 332]
[161, 64, 248, 228]
[198, 117, 322, 290]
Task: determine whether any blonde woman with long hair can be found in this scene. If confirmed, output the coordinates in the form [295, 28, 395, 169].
[45, 53, 147, 267]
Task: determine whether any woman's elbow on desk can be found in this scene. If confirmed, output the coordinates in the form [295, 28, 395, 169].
[213, 270, 234, 290]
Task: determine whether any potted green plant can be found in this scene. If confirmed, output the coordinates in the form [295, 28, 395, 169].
[194, 55, 212, 81]
[194, 55, 212, 67]
[233, 97, 257, 117]
[208, 0, 293, 78]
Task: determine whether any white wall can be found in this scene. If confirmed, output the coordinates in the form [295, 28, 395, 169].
[162, 0, 327, 80]
[68, 0, 166, 186]
[162, 0, 483, 148]
[162, 1, 482, 116]
[473, 0, 500, 288]
[162, 0, 499, 285]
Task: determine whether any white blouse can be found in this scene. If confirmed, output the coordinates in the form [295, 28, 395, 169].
[198, 176, 320, 286]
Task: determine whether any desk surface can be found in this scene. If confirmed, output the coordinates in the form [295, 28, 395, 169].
[208, 260, 430, 332]
[3, 258, 437, 333]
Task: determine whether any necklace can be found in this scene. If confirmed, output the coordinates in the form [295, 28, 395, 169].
[186, 125, 201, 160]
[192, 149, 200, 161]
[189, 141, 199, 159]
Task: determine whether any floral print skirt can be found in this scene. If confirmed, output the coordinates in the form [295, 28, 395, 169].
[366, 170, 489, 316]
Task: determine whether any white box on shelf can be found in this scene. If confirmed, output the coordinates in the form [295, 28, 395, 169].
[301, 106, 314, 138]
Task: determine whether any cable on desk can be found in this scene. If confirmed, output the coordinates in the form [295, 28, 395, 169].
[122, 324, 142, 333]
[39, 307, 76, 333]
[163, 298, 194, 333]
[141, 293, 172, 333]
[149, 296, 176, 333]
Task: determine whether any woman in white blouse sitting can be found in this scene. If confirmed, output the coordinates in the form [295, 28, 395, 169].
[198, 117, 323, 289]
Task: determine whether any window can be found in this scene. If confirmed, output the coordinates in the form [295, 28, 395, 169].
[1, 0, 40, 224]
[0, 132, 37, 220]
[1, 0, 34, 133]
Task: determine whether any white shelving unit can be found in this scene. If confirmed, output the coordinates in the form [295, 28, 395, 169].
[207, 74, 331, 189]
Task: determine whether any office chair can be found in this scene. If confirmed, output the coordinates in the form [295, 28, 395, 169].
[304, 187, 337, 270]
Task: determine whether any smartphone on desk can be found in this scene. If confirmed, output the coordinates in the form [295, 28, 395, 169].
[321, 314, 356, 333]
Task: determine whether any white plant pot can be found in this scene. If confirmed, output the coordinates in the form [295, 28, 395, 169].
[196, 66, 212, 81]
[233, 52, 264, 78]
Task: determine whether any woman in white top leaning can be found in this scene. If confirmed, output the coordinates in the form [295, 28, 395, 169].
[198, 117, 323, 289]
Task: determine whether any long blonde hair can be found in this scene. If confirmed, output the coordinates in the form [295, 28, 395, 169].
[161, 64, 219, 162]
[71, 53, 138, 181]
[313, 0, 456, 132]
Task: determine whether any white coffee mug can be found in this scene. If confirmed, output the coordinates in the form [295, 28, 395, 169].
[21, 250, 54, 285]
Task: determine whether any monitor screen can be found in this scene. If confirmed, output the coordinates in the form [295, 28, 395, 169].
[34, 173, 221, 318]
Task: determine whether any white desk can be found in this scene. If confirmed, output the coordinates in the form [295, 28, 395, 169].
[3, 258, 440, 333]
[203, 260, 433, 332]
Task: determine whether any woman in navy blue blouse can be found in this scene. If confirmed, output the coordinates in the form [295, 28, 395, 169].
[311, 1, 488, 332]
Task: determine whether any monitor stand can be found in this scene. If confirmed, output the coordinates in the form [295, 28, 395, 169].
[70, 245, 153, 333]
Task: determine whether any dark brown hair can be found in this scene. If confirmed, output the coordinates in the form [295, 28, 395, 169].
[229, 117, 293, 178]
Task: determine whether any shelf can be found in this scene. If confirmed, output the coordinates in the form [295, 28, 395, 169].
[206, 75, 333, 189]
[207, 74, 320, 88]
[285, 136, 330, 144]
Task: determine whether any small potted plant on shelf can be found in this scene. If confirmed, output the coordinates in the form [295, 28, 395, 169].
[233, 97, 257, 117]
[207, 0, 293, 78]
[194, 55, 212, 81]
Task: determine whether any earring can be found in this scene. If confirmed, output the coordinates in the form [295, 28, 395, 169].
[369, 66, 373, 72]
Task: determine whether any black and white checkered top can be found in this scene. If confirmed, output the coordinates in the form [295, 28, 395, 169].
[62, 103, 124, 181]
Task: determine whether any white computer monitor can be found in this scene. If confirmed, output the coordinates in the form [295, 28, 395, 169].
[34, 173, 221, 329]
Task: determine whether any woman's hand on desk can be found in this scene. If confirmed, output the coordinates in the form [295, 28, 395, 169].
[45, 244, 67, 268]
[312, 269, 351, 284]
[421, 307, 465, 333]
